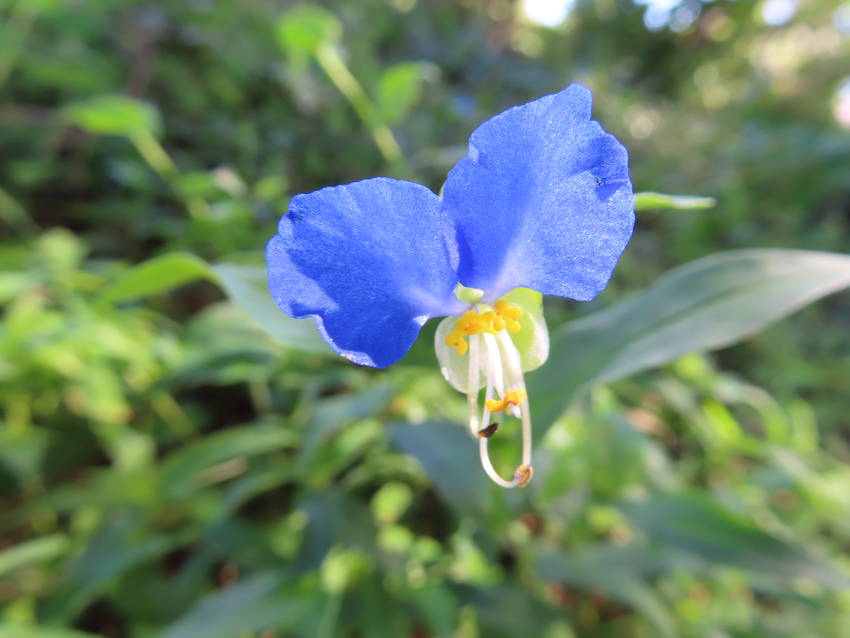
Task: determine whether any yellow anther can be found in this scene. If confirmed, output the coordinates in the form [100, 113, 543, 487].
[477, 311, 496, 333]
[495, 299, 523, 321]
[485, 389, 527, 413]
[448, 299, 524, 355]
[444, 331, 468, 355]
[489, 313, 505, 332]
[457, 311, 486, 335]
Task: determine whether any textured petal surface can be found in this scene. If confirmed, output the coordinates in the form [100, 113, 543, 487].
[266, 178, 464, 367]
[441, 84, 634, 303]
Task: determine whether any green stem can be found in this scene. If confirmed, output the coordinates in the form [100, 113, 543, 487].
[130, 131, 210, 220]
[315, 43, 408, 174]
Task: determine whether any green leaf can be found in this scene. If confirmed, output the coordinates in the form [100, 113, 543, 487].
[0, 186, 35, 232]
[0, 534, 68, 578]
[159, 574, 303, 638]
[620, 493, 849, 587]
[456, 585, 564, 638]
[160, 424, 299, 499]
[275, 5, 341, 56]
[101, 256, 329, 354]
[376, 62, 429, 125]
[296, 384, 394, 473]
[0, 626, 100, 638]
[296, 489, 378, 569]
[99, 252, 213, 304]
[535, 544, 675, 637]
[530, 249, 850, 437]
[63, 94, 160, 138]
[389, 422, 489, 518]
[212, 263, 329, 353]
[634, 191, 716, 211]
[43, 512, 176, 621]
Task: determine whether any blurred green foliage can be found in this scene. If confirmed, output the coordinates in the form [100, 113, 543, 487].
[2, 0, 850, 636]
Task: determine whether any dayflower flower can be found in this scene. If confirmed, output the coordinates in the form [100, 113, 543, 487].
[267, 84, 634, 488]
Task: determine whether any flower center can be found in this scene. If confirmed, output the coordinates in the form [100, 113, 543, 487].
[446, 299, 534, 488]
[444, 300, 523, 355]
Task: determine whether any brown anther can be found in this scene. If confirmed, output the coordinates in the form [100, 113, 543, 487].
[514, 464, 533, 487]
[476, 422, 499, 439]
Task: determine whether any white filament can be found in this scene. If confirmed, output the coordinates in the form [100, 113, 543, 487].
[465, 316, 531, 488]
[466, 333, 480, 436]
[497, 330, 532, 467]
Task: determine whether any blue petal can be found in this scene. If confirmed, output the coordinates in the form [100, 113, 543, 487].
[441, 84, 634, 303]
[266, 177, 464, 368]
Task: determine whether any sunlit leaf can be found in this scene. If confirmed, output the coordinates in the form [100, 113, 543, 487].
[63, 94, 160, 138]
[99, 253, 213, 304]
[377, 62, 430, 125]
[275, 5, 341, 56]
[0, 535, 68, 578]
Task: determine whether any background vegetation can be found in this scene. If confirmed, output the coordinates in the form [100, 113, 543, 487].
[2, 0, 850, 636]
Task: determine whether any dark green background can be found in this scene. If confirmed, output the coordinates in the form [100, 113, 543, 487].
[2, 0, 850, 636]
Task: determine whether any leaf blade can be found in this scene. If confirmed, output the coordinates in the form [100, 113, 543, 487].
[620, 493, 849, 587]
[212, 263, 329, 353]
[634, 191, 716, 211]
[530, 249, 850, 436]
[99, 253, 213, 304]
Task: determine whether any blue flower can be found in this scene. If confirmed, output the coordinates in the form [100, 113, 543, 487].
[267, 84, 634, 487]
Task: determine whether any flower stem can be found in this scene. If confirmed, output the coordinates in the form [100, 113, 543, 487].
[129, 130, 211, 220]
[315, 43, 409, 175]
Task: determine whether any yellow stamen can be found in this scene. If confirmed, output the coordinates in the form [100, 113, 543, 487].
[484, 389, 527, 413]
[448, 299, 524, 355]
[495, 300, 523, 333]
[495, 300, 522, 319]
[444, 331, 468, 355]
